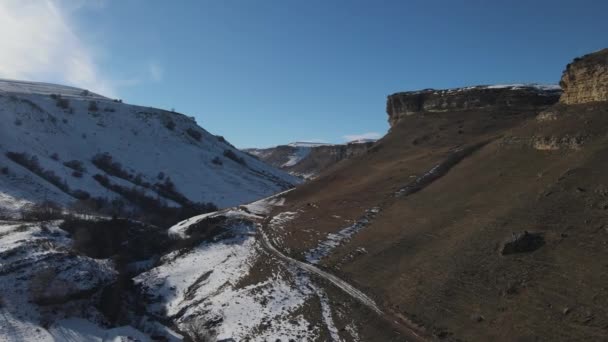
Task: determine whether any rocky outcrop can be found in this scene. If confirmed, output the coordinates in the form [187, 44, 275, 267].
[559, 48, 608, 104]
[245, 141, 375, 179]
[386, 85, 561, 127]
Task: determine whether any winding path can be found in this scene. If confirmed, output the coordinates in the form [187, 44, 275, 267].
[259, 229, 383, 315]
[258, 227, 427, 341]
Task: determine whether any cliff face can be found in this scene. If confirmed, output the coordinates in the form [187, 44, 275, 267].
[245, 141, 374, 179]
[386, 85, 561, 127]
[559, 48, 608, 104]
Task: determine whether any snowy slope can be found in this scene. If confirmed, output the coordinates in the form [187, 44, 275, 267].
[135, 193, 361, 341]
[0, 219, 182, 341]
[0, 79, 299, 213]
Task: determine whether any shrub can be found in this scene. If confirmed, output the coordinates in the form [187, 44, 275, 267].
[92, 173, 217, 227]
[50, 153, 59, 161]
[157, 172, 165, 180]
[212, 156, 223, 166]
[216, 135, 227, 143]
[72, 171, 83, 178]
[186, 128, 202, 141]
[6, 152, 70, 194]
[71, 189, 90, 200]
[183, 320, 217, 342]
[223, 149, 246, 165]
[92, 153, 132, 180]
[20, 201, 64, 221]
[63, 160, 86, 173]
[56, 97, 70, 109]
[29, 267, 58, 304]
[1, 167, 8, 175]
[88, 101, 98, 112]
[14, 119, 22, 126]
[165, 120, 176, 131]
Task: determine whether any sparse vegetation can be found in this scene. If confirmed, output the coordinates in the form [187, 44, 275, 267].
[183, 320, 217, 342]
[53, 95, 70, 110]
[165, 119, 176, 131]
[6, 152, 70, 194]
[63, 160, 86, 173]
[60, 217, 169, 259]
[186, 127, 202, 141]
[92, 153, 133, 180]
[88, 101, 99, 112]
[20, 201, 64, 221]
[223, 149, 246, 165]
[92, 173, 216, 227]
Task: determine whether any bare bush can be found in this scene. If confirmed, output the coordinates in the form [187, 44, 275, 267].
[223, 149, 246, 165]
[186, 128, 202, 141]
[20, 201, 64, 221]
[182, 320, 217, 342]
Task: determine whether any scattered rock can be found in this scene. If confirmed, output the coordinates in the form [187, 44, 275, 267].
[563, 307, 571, 315]
[501, 231, 545, 255]
[470, 313, 485, 322]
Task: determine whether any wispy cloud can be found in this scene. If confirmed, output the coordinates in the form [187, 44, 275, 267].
[148, 62, 164, 82]
[342, 132, 382, 142]
[0, 0, 116, 96]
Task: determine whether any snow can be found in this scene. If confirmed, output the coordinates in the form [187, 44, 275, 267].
[0, 78, 299, 213]
[49, 318, 149, 342]
[137, 190, 364, 340]
[484, 83, 561, 91]
[0, 221, 121, 342]
[305, 207, 380, 264]
[0, 79, 108, 100]
[282, 146, 312, 167]
[287, 141, 333, 148]
[136, 221, 319, 341]
[403, 83, 562, 96]
[347, 138, 377, 144]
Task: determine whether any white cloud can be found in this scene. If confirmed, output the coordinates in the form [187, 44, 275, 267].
[148, 62, 164, 82]
[342, 132, 382, 142]
[0, 0, 116, 97]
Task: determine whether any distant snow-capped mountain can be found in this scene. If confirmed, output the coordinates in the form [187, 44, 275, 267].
[0, 79, 299, 217]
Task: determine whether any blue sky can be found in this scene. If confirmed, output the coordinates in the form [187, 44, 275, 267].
[1, 1, 607, 147]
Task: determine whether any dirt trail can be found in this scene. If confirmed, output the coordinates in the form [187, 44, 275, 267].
[256, 141, 492, 341]
[258, 228, 427, 341]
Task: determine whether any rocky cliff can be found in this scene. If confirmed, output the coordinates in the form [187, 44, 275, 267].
[386, 84, 561, 127]
[559, 48, 608, 104]
[245, 141, 375, 179]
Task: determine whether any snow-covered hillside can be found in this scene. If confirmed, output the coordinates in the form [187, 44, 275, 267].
[0, 219, 182, 341]
[0, 79, 299, 216]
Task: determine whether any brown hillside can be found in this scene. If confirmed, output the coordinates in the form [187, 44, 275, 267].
[263, 52, 608, 341]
